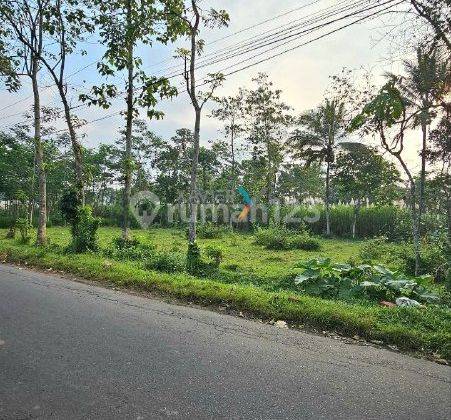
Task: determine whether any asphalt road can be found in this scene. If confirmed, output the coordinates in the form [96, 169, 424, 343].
[0, 264, 450, 419]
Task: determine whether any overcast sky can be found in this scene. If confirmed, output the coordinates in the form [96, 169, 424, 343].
[0, 0, 424, 170]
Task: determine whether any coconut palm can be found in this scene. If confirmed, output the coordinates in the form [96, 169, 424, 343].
[396, 47, 450, 220]
[288, 99, 347, 236]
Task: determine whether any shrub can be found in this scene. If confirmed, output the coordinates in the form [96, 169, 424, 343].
[186, 242, 224, 277]
[145, 251, 185, 273]
[196, 222, 225, 239]
[60, 189, 81, 225]
[359, 236, 392, 260]
[104, 238, 155, 261]
[68, 206, 100, 253]
[113, 236, 141, 250]
[254, 227, 288, 250]
[186, 242, 202, 275]
[400, 239, 449, 282]
[254, 227, 321, 251]
[5, 224, 16, 239]
[288, 234, 321, 251]
[204, 245, 223, 267]
[16, 218, 32, 244]
[359, 236, 449, 282]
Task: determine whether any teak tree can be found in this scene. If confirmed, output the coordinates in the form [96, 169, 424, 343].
[81, 0, 186, 240]
[334, 146, 400, 238]
[211, 90, 245, 195]
[177, 0, 229, 245]
[0, 0, 49, 245]
[2, 0, 94, 204]
[243, 74, 292, 206]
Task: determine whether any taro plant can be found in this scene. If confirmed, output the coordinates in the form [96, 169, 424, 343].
[294, 258, 441, 304]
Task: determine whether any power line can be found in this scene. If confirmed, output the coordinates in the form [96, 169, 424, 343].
[154, 0, 360, 77]
[162, 0, 371, 79]
[196, 0, 404, 87]
[144, 0, 324, 71]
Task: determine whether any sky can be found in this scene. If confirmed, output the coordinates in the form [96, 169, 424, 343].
[0, 0, 425, 171]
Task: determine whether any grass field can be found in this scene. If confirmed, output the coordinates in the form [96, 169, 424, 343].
[21, 226, 365, 276]
[1, 227, 450, 361]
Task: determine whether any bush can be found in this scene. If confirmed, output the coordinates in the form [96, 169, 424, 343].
[254, 227, 288, 250]
[186, 242, 202, 275]
[288, 234, 321, 251]
[60, 189, 81, 225]
[186, 242, 224, 277]
[5, 224, 16, 239]
[68, 206, 100, 253]
[104, 237, 155, 261]
[401, 240, 449, 282]
[113, 236, 141, 250]
[204, 245, 223, 267]
[359, 236, 449, 282]
[254, 227, 321, 251]
[195, 222, 225, 239]
[145, 251, 185, 273]
[16, 218, 32, 244]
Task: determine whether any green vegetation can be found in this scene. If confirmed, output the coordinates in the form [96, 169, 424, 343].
[1, 226, 449, 360]
[254, 226, 321, 251]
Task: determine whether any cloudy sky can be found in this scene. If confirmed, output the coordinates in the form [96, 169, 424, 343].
[0, 0, 424, 169]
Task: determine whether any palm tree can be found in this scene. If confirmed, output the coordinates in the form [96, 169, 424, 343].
[288, 99, 346, 235]
[396, 46, 450, 222]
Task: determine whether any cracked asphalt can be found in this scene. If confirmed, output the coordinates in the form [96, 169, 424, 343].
[0, 264, 450, 419]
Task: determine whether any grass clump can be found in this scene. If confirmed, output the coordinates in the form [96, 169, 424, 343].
[104, 237, 155, 261]
[145, 251, 185, 273]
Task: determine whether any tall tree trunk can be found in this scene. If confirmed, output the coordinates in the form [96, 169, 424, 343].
[229, 127, 236, 229]
[31, 55, 47, 245]
[352, 199, 361, 239]
[188, 109, 201, 243]
[418, 121, 427, 228]
[122, 31, 134, 240]
[28, 152, 35, 225]
[186, 1, 201, 245]
[325, 160, 331, 236]
[60, 90, 84, 205]
[410, 182, 421, 276]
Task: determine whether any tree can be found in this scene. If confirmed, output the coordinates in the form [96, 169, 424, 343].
[211, 90, 245, 195]
[153, 128, 192, 204]
[0, 0, 49, 244]
[397, 46, 450, 224]
[427, 116, 451, 242]
[1, 0, 94, 203]
[243, 74, 292, 205]
[334, 146, 401, 238]
[178, 0, 229, 245]
[351, 79, 423, 274]
[277, 163, 324, 204]
[80, 0, 185, 240]
[409, 0, 451, 51]
[289, 99, 346, 235]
